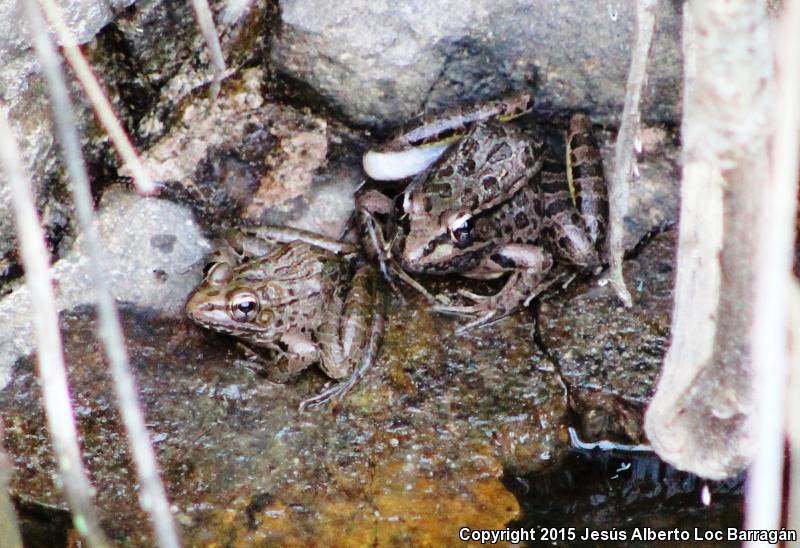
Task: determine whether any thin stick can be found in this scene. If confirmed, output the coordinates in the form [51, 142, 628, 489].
[0, 102, 109, 546]
[606, 0, 657, 307]
[788, 282, 800, 548]
[21, 1, 181, 546]
[744, 0, 800, 538]
[35, 0, 154, 194]
[190, 0, 227, 99]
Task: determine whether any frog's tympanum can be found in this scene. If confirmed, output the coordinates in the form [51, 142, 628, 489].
[358, 94, 608, 331]
[185, 226, 382, 410]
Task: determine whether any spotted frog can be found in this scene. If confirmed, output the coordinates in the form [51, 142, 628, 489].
[185, 226, 383, 410]
[358, 95, 608, 330]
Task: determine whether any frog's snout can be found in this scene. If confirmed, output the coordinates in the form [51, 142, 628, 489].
[185, 288, 224, 323]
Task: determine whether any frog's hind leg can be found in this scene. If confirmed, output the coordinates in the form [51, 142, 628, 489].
[225, 225, 358, 260]
[541, 151, 602, 272]
[566, 113, 608, 253]
[300, 265, 384, 410]
[299, 299, 383, 411]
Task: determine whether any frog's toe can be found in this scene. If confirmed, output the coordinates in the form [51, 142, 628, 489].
[298, 381, 348, 411]
[298, 371, 364, 411]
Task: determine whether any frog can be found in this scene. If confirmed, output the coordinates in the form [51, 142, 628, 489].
[185, 225, 383, 410]
[357, 94, 608, 331]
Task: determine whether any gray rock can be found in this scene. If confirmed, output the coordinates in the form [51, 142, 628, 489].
[0, 187, 208, 390]
[0, 0, 138, 282]
[129, 67, 364, 239]
[271, 0, 683, 129]
[0, 0, 271, 289]
[0, 0, 136, 64]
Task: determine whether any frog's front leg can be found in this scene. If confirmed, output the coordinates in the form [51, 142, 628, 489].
[356, 189, 438, 302]
[299, 265, 384, 410]
[236, 335, 318, 384]
[432, 244, 554, 331]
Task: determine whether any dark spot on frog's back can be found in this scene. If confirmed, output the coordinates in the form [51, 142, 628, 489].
[482, 176, 498, 192]
[485, 142, 513, 163]
[150, 233, 177, 253]
[437, 164, 454, 178]
[514, 212, 530, 229]
[457, 158, 476, 176]
[423, 196, 433, 212]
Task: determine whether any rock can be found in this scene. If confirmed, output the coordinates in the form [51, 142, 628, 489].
[538, 231, 675, 443]
[130, 67, 364, 239]
[598, 125, 680, 250]
[0, 0, 137, 287]
[0, 0, 273, 290]
[0, 289, 568, 544]
[271, 0, 683, 129]
[0, 187, 208, 390]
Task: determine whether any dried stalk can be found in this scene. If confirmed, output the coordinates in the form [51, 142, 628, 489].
[21, 1, 181, 546]
[0, 103, 109, 546]
[606, 0, 657, 307]
[36, 0, 154, 194]
[744, 0, 800, 536]
[190, 0, 227, 99]
[645, 0, 774, 479]
[788, 281, 800, 546]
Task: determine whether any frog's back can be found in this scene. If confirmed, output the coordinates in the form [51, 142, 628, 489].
[416, 121, 546, 217]
[247, 240, 346, 300]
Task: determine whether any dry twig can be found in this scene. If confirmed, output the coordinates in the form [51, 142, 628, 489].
[606, 0, 657, 306]
[646, 0, 774, 479]
[744, 0, 800, 536]
[36, 0, 154, 194]
[0, 101, 109, 546]
[191, 0, 227, 99]
[22, 1, 181, 545]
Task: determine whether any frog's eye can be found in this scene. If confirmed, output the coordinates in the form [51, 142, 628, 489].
[448, 214, 474, 247]
[227, 289, 260, 322]
[206, 262, 233, 285]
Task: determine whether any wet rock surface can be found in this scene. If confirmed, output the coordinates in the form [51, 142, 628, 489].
[271, 0, 683, 129]
[2, 295, 567, 545]
[0, 188, 208, 389]
[539, 231, 675, 443]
